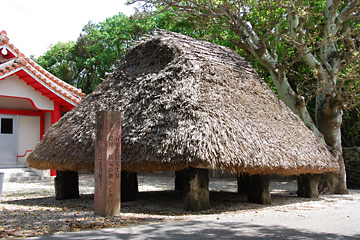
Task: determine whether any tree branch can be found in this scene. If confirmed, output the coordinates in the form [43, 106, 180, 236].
[346, 12, 360, 21]
[336, 0, 359, 25]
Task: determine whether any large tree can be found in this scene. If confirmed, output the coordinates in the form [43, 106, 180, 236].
[129, 0, 360, 193]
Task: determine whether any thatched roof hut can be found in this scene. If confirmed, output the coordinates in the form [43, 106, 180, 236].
[27, 30, 338, 176]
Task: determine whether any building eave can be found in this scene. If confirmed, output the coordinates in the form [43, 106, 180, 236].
[0, 30, 84, 111]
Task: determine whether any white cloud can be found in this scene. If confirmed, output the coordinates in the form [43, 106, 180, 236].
[2, 0, 136, 57]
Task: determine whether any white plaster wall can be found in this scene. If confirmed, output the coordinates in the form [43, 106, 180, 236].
[18, 115, 52, 178]
[0, 75, 54, 110]
[34, 113, 53, 178]
[18, 115, 40, 164]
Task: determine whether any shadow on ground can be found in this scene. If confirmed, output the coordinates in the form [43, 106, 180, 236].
[3, 189, 319, 216]
[2, 174, 358, 239]
[36, 219, 359, 240]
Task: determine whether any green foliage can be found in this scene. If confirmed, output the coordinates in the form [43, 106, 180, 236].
[342, 108, 360, 147]
[72, 14, 161, 93]
[35, 41, 75, 81]
[35, 13, 159, 94]
[55, 60, 76, 85]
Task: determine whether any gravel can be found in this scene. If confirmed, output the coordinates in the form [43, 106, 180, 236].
[1, 173, 358, 239]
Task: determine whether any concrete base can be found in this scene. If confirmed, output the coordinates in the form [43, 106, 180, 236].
[237, 173, 249, 194]
[298, 174, 319, 198]
[175, 170, 184, 191]
[121, 171, 138, 202]
[55, 170, 79, 200]
[247, 174, 271, 204]
[183, 167, 210, 211]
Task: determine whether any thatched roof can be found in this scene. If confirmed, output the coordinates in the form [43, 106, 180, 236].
[27, 30, 338, 175]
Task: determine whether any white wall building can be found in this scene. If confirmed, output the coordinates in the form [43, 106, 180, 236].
[0, 30, 83, 177]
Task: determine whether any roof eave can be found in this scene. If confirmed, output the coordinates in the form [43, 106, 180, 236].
[0, 67, 79, 109]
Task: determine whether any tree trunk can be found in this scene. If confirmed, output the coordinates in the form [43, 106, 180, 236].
[55, 170, 79, 200]
[247, 174, 271, 204]
[297, 174, 319, 198]
[316, 97, 348, 194]
[183, 167, 210, 211]
[175, 170, 184, 191]
[121, 171, 138, 202]
[237, 173, 249, 194]
[314, 0, 347, 195]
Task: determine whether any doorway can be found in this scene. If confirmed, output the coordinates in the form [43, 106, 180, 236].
[0, 114, 18, 165]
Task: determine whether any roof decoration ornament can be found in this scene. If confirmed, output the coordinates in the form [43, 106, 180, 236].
[1, 47, 7, 55]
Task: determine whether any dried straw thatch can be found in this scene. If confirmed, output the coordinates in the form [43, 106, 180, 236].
[27, 30, 338, 175]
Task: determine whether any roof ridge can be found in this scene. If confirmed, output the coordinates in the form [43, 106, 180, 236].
[0, 58, 82, 105]
[25, 57, 84, 97]
[0, 30, 84, 107]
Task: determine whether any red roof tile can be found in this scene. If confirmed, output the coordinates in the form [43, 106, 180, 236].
[0, 30, 84, 110]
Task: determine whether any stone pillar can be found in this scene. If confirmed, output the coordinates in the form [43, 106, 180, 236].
[298, 174, 319, 198]
[121, 171, 138, 202]
[237, 173, 249, 194]
[94, 111, 121, 216]
[247, 174, 271, 204]
[183, 167, 210, 211]
[175, 170, 184, 191]
[54, 170, 79, 200]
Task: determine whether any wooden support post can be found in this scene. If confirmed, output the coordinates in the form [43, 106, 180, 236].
[121, 171, 138, 202]
[54, 170, 79, 200]
[183, 167, 210, 211]
[247, 174, 271, 204]
[175, 170, 184, 191]
[94, 111, 121, 216]
[237, 173, 249, 194]
[298, 174, 319, 198]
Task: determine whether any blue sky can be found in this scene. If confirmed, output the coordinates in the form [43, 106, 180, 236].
[2, 0, 136, 57]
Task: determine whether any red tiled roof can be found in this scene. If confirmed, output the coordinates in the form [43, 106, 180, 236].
[0, 30, 84, 111]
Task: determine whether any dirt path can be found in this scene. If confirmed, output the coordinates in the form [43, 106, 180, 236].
[1, 173, 359, 239]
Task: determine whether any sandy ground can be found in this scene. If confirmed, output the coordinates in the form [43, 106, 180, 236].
[1, 173, 360, 239]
